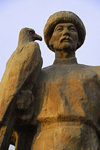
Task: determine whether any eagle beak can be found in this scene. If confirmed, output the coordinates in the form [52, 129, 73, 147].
[34, 33, 42, 41]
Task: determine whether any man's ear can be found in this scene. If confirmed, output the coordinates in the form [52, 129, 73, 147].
[49, 39, 54, 49]
[77, 40, 81, 48]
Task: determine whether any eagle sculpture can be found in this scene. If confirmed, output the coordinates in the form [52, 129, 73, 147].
[0, 27, 42, 149]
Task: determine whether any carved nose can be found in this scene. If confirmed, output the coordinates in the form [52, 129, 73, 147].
[63, 28, 70, 35]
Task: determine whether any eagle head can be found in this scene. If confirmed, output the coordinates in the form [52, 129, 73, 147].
[18, 27, 42, 47]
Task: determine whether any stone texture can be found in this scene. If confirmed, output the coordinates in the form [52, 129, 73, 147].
[32, 61, 100, 150]
[0, 28, 42, 149]
[0, 28, 42, 122]
[0, 12, 100, 150]
[43, 11, 86, 51]
[0, 42, 42, 122]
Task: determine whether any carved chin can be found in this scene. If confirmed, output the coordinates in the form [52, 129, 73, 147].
[55, 45, 76, 52]
[60, 42, 77, 52]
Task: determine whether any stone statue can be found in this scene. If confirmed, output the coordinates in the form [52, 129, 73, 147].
[0, 27, 42, 150]
[0, 11, 100, 150]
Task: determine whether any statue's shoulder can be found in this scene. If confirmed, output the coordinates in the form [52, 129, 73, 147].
[86, 65, 100, 79]
[88, 65, 100, 73]
[78, 63, 100, 72]
[42, 65, 56, 72]
[37, 65, 56, 82]
[41, 65, 55, 74]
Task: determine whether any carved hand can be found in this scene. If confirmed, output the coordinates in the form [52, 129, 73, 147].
[16, 90, 34, 123]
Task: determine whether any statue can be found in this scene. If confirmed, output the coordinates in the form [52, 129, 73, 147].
[0, 11, 100, 150]
[0, 27, 42, 150]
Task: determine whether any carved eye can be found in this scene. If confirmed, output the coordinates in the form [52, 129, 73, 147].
[69, 26, 76, 32]
[29, 30, 35, 35]
[56, 26, 63, 32]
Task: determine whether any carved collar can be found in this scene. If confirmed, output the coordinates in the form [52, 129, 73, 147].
[53, 57, 78, 65]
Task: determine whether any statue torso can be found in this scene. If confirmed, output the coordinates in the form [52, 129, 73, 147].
[32, 61, 100, 150]
[34, 62, 100, 126]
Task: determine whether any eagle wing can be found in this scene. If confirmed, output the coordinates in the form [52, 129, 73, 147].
[0, 42, 42, 121]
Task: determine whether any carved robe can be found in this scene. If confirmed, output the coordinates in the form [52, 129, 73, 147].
[32, 57, 100, 150]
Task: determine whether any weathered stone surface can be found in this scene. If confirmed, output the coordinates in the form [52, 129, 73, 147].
[0, 12, 100, 150]
[44, 11, 86, 51]
[0, 42, 42, 122]
[0, 28, 42, 122]
[32, 61, 100, 149]
[0, 28, 43, 150]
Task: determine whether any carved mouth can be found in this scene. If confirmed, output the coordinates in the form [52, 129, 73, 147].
[60, 37, 72, 43]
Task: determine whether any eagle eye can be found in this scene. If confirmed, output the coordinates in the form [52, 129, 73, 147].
[29, 30, 35, 35]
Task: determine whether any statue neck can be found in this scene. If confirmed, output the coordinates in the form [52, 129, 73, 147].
[53, 50, 77, 64]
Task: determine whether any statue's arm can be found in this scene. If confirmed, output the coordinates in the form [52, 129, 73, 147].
[89, 66, 100, 128]
[15, 90, 35, 123]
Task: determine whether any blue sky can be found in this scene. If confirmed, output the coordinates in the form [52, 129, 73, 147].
[0, 0, 100, 149]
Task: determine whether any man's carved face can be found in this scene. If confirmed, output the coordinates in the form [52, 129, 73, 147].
[49, 23, 79, 52]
